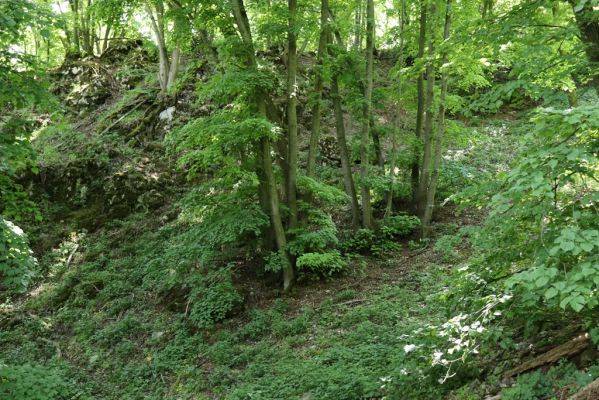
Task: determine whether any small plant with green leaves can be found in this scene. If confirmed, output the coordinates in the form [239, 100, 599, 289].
[0, 364, 73, 400]
[0, 217, 37, 295]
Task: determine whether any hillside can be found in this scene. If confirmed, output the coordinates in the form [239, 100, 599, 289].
[1, 0, 598, 399]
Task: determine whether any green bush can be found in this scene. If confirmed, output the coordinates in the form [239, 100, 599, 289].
[296, 251, 347, 279]
[342, 216, 419, 257]
[0, 364, 70, 400]
[0, 217, 37, 294]
[379, 215, 420, 240]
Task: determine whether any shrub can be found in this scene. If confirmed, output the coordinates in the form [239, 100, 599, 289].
[296, 251, 347, 279]
[379, 215, 420, 240]
[0, 364, 70, 400]
[0, 217, 37, 294]
[342, 216, 419, 257]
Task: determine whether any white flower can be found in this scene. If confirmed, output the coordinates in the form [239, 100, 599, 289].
[403, 344, 417, 353]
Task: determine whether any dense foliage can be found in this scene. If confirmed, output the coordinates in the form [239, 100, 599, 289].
[0, 0, 598, 398]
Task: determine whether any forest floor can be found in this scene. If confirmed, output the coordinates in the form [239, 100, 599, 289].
[0, 116, 515, 399]
[2, 46, 572, 399]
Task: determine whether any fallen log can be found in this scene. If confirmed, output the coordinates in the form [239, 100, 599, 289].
[504, 333, 590, 378]
[568, 377, 599, 400]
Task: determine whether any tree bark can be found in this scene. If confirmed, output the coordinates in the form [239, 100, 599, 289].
[385, 0, 406, 218]
[287, 0, 299, 230]
[232, 0, 294, 291]
[354, 0, 363, 50]
[327, 13, 361, 229]
[306, 0, 330, 178]
[360, 0, 375, 229]
[417, 1, 437, 219]
[69, 0, 81, 54]
[167, 47, 181, 89]
[145, 0, 170, 94]
[412, 0, 427, 207]
[102, 23, 111, 53]
[504, 333, 590, 378]
[422, 0, 452, 238]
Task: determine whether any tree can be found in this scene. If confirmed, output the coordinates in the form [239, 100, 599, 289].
[286, 0, 299, 229]
[422, 0, 452, 237]
[145, 0, 182, 94]
[360, 0, 375, 229]
[306, 0, 330, 178]
[327, 23, 361, 229]
[412, 0, 427, 207]
[385, 0, 406, 218]
[231, 0, 294, 291]
[416, 0, 437, 218]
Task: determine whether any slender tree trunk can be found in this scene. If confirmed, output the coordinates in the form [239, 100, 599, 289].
[232, 0, 294, 291]
[481, 0, 494, 18]
[102, 23, 112, 52]
[372, 115, 384, 170]
[145, 0, 170, 94]
[328, 8, 345, 49]
[354, 0, 363, 50]
[81, 0, 93, 55]
[360, 0, 375, 229]
[69, 0, 81, 53]
[412, 0, 427, 207]
[167, 48, 181, 89]
[417, 1, 437, 218]
[287, 0, 299, 229]
[329, 51, 361, 228]
[327, 13, 361, 228]
[422, 0, 452, 237]
[385, 0, 406, 218]
[306, 0, 329, 178]
[46, 37, 51, 63]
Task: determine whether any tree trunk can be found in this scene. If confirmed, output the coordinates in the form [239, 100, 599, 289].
[167, 47, 181, 89]
[102, 23, 111, 53]
[360, 0, 375, 229]
[412, 0, 427, 208]
[372, 116, 384, 170]
[232, 0, 294, 291]
[69, 0, 81, 54]
[146, 0, 170, 94]
[481, 0, 494, 18]
[327, 13, 361, 229]
[287, 0, 299, 229]
[306, 0, 330, 178]
[422, 0, 452, 238]
[330, 59, 361, 228]
[354, 0, 363, 50]
[385, 0, 406, 218]
[417, 1, 437, 219]
[82, 0, 93, 55]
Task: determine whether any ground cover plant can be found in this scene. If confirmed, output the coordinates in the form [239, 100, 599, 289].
[1, 0, 598, 398]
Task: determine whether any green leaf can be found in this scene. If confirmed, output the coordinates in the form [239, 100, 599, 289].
[560, 241, 575, 251]
[544, 287, 558, 299]
[535, 276, 550, 288]
[580, 242, 593, 252]
[570, 296, 585, 312]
